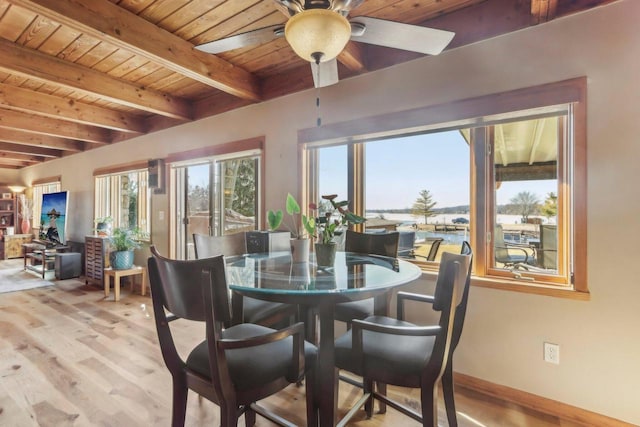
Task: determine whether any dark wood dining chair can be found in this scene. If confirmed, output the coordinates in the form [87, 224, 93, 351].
[334, 245, 472, 427]
[193, 232, 298, 327]
[147, 246, 318, 427]
[333, 230, 400, 326]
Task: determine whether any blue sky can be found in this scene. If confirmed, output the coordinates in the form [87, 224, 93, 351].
[319, 131, 556, 210]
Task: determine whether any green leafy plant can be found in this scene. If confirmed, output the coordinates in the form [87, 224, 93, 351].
[267, 193, 315, 239]
[108, 227, 147, 252]
[308, 194, 366, 244]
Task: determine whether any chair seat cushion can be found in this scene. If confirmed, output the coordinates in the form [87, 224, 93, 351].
[243, 297, 293, 324]
[334, 300, 374, 323]
[187, 323, 317, 392]
[334, 315, 435, 388]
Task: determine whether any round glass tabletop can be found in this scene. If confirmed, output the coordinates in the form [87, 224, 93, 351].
[226, 251, 422, 295]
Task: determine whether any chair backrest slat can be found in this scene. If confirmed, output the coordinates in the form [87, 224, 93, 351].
[149, 246, 231, 324]
[193, 232, 247, 259]
[345, 230, 399, 257]
[451, 241, 473, 350]
[432, 251, 471, 312]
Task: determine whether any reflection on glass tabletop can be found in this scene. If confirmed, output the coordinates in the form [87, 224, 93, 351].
[226, 251, 421, 294]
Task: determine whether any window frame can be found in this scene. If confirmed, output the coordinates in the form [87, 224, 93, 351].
[299, 78, 587, 298]
[93, 161, 151, 237]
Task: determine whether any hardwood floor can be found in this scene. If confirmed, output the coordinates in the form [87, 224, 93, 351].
[0, 259, 584, 426]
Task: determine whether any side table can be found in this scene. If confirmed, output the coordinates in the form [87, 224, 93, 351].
[103, 266, 147, 302]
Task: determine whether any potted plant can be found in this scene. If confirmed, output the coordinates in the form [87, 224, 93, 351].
[94, 216, 113, 236]
[268, 193, 315, 262]
[108, 227, 146, 270]
[307, 194, 366, 266]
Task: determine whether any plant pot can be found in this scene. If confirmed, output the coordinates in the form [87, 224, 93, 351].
[109, 250, 134, 270]
[315, 242, 337, 267]
[21, 218, 30, 234]
[96, 222, 111, 236]
[290, 238, 310, 263]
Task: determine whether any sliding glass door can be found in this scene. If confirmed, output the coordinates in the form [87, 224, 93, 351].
[172, 154, 260, 260]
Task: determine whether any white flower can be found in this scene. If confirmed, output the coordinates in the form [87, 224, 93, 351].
[18, 194, 33, 219]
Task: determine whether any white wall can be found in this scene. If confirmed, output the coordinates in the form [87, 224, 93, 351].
[0, 169, 18, 185]
[19, 1, 640, 423]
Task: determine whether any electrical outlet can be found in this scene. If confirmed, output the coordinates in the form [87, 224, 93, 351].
[544, 342, 560, 364]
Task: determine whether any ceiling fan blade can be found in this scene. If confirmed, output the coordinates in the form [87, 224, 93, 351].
[311, 59, 339, 88]
[349, 17, 454, 55]
[195, 25, 284, 54]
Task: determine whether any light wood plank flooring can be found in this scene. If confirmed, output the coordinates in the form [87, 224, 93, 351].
[0, 259, 584, 426]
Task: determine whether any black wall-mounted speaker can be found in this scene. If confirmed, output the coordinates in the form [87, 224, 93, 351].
[148, 158, 165, 193]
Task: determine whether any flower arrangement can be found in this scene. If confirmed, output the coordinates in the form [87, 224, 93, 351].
[308, 194, 366, 244]
[267, 193, 315, 239]
[18, 194, 33, 220]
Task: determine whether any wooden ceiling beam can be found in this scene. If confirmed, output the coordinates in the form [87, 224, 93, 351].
[0, 128, 85, 152]
[0, 151, 44, 163]
[0, 159, 32, 167]
[0, 38, 192, 120]
[532, 0, 558, 24]
[0, 141, 63, 158]
[0, 109, 110, 144]
[0, 162, 21, 169]
[8, 0, 262, 102]
[0, 82, 146, 134]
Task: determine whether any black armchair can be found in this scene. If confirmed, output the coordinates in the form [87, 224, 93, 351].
[147, 246, 318, 427]
[334, 243, 472, 426]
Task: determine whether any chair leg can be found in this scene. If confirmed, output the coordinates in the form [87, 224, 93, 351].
[243, 407, 256, 427]
[442, 364, 458, 427]
[363, 378, 374, 418]
[420, 383, 438, 427]
[219, 404, 239, 427]
[171, 378, 188, 427]
[376, 382, 387, 414]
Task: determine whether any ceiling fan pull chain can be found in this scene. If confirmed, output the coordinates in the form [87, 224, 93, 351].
[313, 53, 322, 127]
[316, 90, 321, 127]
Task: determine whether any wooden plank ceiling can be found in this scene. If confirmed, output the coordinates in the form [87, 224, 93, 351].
[0, 0, 618, 170]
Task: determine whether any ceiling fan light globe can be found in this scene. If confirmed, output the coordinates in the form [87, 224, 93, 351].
[285, 9, 351, 62]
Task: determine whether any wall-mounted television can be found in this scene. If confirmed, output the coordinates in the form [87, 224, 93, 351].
[38, 191, 69, 245]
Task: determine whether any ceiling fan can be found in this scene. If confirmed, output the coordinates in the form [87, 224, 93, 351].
[195, 0, 455, 88]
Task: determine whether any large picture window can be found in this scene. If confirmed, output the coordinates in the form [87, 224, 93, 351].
[94, 168, 150, 235]
[302, 79, 587, 296]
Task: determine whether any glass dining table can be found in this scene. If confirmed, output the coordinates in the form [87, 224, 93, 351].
[225, 251, 422, 427]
